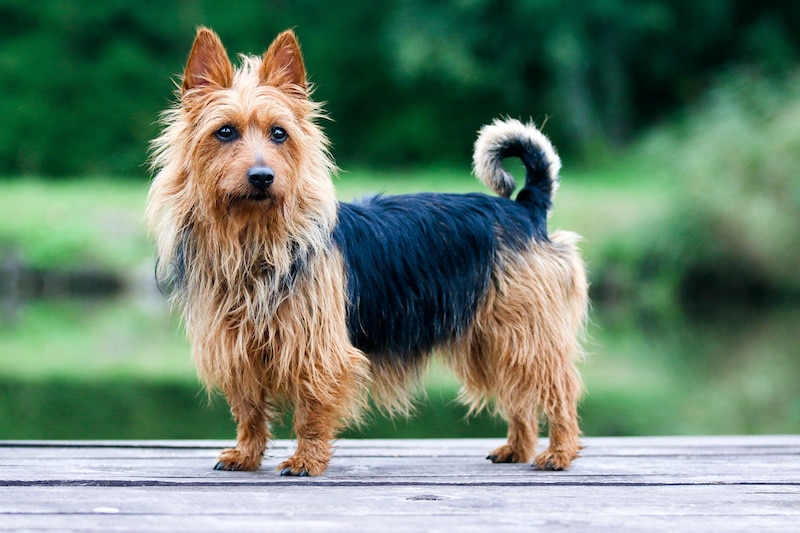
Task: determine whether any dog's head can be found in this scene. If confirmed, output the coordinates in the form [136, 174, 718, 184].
[150, 28, 336, 232]
[147, 28, 338, 295]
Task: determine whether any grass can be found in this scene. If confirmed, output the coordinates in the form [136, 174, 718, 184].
[0, 297, 193, 383]
[0, 178, 152, 271]
[0, 164, 676, 440]
[0, 158, 675, 275]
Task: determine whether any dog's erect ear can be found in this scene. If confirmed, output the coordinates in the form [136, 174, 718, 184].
[260, 30, 306, 97]
[182, 27, 233, 94]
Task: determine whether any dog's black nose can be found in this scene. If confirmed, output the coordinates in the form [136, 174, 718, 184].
[247, 166, 275, 191]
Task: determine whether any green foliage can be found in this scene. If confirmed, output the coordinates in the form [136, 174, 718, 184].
[0, 379, 234, 439]
[671, 71, 800, 292]
[617, 70, 800, 304]
[585, 305, 800, 435]
[1, 0, 799, 176]
[0, 377, 514, 439]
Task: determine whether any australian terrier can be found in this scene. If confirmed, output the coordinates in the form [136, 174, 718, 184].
[147, 28, 588, 476]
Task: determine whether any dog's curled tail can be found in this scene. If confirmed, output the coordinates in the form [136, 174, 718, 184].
[472, 118, 561, 213]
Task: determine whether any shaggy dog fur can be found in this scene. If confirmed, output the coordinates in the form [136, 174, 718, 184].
[147, 28, 588, 476]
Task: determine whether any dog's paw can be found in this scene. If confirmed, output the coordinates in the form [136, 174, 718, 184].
[213, 447, 262, 472]
[533, 448, 578, 471]
[486, 443, 529, 464]
[277, 455, 327, 477]
[279, 465, 310, 477]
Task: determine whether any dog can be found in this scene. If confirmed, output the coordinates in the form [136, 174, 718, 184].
[146, 27, 588, 476]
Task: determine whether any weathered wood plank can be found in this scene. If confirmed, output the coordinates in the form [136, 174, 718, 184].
[2, 437, 799, 485]
[0, 437, 798, 532]
[1, 485, 798, 532]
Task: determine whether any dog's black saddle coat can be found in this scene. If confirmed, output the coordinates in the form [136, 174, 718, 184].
[333, 192, 546, 363]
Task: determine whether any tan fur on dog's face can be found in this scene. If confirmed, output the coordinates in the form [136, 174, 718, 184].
[176, 28, 333, 226]
[183, 86, 303, 217]
[147, 27, 338, 302]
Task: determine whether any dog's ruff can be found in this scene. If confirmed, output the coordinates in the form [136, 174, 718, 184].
[147, 27, 588, 476]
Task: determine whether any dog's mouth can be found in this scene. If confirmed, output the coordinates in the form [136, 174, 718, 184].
[226, 191, 275, 208]
[245, 191, 270, 202]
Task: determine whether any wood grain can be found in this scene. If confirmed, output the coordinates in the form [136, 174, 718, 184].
[1, 437, 798, 531]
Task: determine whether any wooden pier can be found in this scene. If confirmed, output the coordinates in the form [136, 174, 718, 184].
[1, 436, 798, 531]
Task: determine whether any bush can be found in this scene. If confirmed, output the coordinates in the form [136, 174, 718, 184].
[601, 70, 800, 307]
[2, 1, 800, 176]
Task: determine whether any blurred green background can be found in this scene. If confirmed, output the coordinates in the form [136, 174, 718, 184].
[0, 0, 798, 440]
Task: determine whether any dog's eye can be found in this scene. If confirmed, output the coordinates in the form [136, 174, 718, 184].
[214, 125, 239, 142]
[270, 126, 288, 144]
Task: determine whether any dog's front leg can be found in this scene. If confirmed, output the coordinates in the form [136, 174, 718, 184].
[214, 385, 270, 472]
[278, 395, 337, 477]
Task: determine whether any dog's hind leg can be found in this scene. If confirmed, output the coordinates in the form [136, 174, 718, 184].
[533, 236, 587, 470]
[461, 237, 587, 470]
[449, 335, 539, 465]
[482, 343, 582, 470]
[532, 361, 583, 471]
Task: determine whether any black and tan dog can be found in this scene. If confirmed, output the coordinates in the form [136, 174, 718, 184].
[147, 27, 588, 476]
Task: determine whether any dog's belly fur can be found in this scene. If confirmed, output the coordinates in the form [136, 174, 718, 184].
[333, 192, 545, 363]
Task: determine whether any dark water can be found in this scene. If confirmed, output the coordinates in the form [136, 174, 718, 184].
[0, 296, 797, 439]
